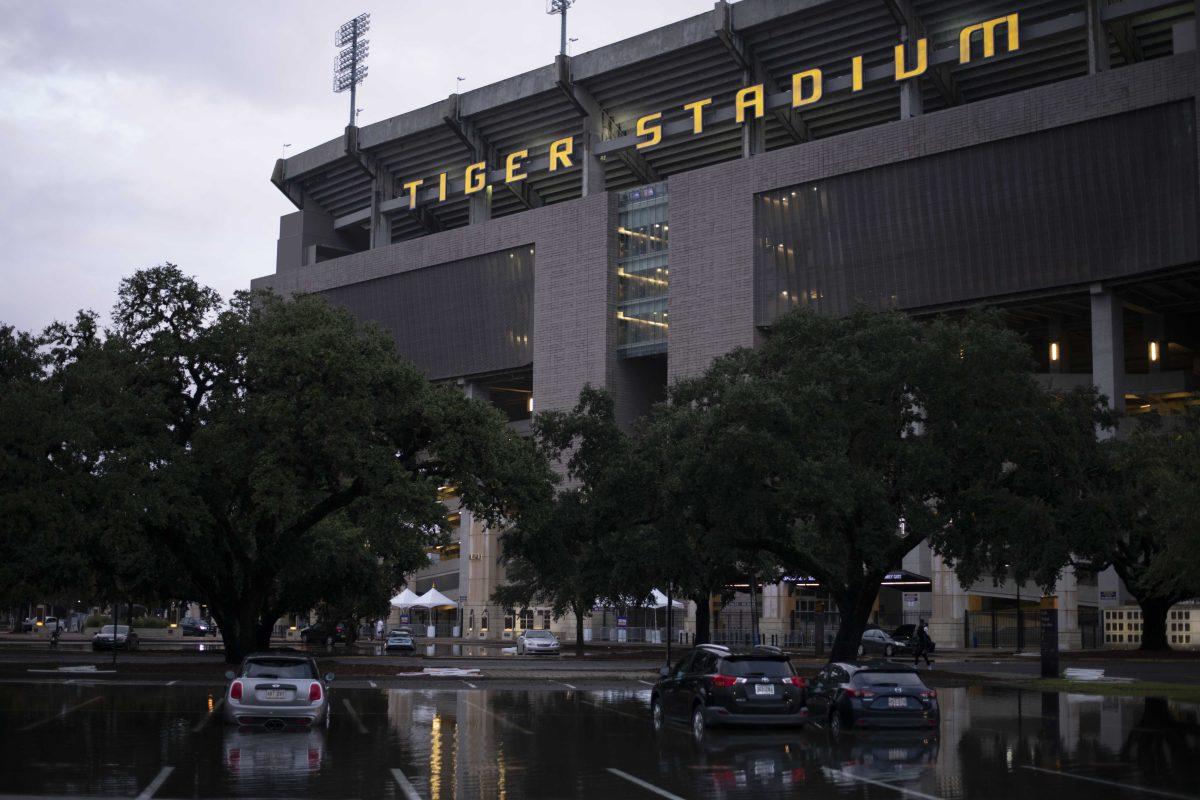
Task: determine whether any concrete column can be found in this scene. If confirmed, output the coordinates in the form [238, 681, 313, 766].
[369, 170, 392, 249]
[468, 185, 492, 225]
[1086, 0, 1111, 73]
[899, 26, 924, 120]
[581, 127, 606, 197]
[740, 72, 766, 158]
[275, 208, 351, 273]
[758, 582, 789, 642]
[1055, 570, 1082, 650]
[1090, 285, 1126, 422]
[930, 552, 968, 648]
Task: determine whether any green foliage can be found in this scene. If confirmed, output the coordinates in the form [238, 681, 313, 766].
[649, 307, 1102, 659]
[0, 265, 553, 661]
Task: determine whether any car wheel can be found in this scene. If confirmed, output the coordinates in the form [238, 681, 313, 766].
[691, 705, 706, 742]
[830, 709, 843, 736]
[885, 644, 894, 658]
[651, 697, 664, 732]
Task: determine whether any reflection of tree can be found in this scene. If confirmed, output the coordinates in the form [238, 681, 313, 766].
[1119, 697, 1200, 791]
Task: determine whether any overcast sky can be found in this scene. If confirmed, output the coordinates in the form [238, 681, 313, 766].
[0, 0, 710, 333]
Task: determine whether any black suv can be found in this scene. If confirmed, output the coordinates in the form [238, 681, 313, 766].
[651, 644, 808, 739]
[807, 662, 939, 734]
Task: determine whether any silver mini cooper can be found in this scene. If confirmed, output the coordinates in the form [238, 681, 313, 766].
[224, 652, 334, 728]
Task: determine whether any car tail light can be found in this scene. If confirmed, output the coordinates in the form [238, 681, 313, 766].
[230, 681, 243, 701]
[709, 674, 737, 688]
[845, 688, 874, 699]
[921, 690, 937, 699]
[309, 682, 323, 701]
[787, 676, 807, 688]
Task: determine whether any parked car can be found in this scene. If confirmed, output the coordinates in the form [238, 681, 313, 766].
[180, 617, 215, 637]
[394, 626, 419, 639]
[516, 630, 560, 655]
[384, 632, 416, 652]
[806, 662, 939, 735]
[92, 625, 140, 651]
[19, 618, 35, 632]
[859, 627, 906, 658]
[651, 644, 808, 740]
[299, 623, 347, 645]
[42, 616, 64, 633]
[223, 651, 334, 728]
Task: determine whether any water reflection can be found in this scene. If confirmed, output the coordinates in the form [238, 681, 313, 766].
[0, 683, 1197, 798]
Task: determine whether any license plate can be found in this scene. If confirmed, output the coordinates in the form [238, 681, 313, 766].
[261, 689, 290, 700]
[888, 697, 907, 708]
[754, 684, 775, 696]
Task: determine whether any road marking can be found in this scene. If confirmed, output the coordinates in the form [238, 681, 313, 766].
[1020, 766, 1199, 799]
[638, 680, 655, 686]
[191, 697, 224, 732]
[166, 680, 178, 687]
[825, 768, 943, 800]
[391, 767, 424, 800]
[606, 768, 685, 800]
[461, 697, 534, 735]
[341, 697, 368, 733]
[19, 695, 103, 732]
[462, 681, 478, 689]
[369, 680, 378, 688]
[135, 766, 174, 800]
[556, 680, 577, 690]
[579, 698, 645, 721]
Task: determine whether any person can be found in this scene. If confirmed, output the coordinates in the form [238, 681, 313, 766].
[913, 618, 934, 668]
[50, 624, 61, 649]
[375, 618, 384, 641]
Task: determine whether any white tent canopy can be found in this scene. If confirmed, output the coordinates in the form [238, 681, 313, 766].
[415, 587, 458, 609]
[649, 589, 685, 609]
[389, 588, 423, 609]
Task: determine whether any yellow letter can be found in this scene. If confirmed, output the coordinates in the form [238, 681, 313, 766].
[735, 84, 764, 124]
[852, 55, 864, 92]
[894, 38, 928, 81]
[506, 150, 528, 183]
[959, 13, 1020, 64]
[791, 69, 823, 108]
[403, 178, 424, 209]
[636, 113, 662, 150]
[438, 172, 447, 202]
[465, 162, 487, 194]
[683, 97, 713, 134]
[549, 137, 574, 171]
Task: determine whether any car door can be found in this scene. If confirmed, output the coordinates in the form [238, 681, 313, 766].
[807, 667, 830, 715]
[662, 652, 695, 719]
[682, 651, 717, 712]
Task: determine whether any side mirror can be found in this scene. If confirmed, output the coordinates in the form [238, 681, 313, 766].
[658, 666, 669, 678]
[224, 670, 236, 681]
[324, 672, 335, 683]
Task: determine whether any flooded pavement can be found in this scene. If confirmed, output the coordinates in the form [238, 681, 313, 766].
[0, 682, 1197, 799]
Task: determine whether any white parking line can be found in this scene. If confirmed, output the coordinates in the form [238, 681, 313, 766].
[461, 697, 534, 735]
[825, 767, 943, 800]
[556, 681, 577, 690]
[391, 767, 424, 800]
[191, 697, 224, 733]
[341, 697, 369, 733]
[1020, 766, 1198, 799]
[637, 680, 655, 686]
[166, 680, 179, 687]
[135, 766, 174, 800]
[462, 681, 478, 689]
[19, 696, 103, 732]
[606, 768, 685, 800]
[369, 680, 378, 688]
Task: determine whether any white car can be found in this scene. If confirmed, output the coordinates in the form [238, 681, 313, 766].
[223, 652, 333, 728]
[516, 630, 560, 655]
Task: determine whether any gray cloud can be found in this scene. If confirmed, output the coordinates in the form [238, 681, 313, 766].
[0, 0, 709, 332]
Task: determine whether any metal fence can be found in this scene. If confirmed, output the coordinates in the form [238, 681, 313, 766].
[965, 609, 1102, 650]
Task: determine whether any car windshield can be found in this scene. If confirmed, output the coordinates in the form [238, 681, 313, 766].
[388, 634, 410, 640]
[722, 658, 794, 677]
[99, 625, 129, 635]
[242, 659, 316, 679]
[525, 631, 555, 639]
[854, 671, 927, 688]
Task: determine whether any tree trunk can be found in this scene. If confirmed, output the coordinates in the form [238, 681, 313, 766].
[1138, 595, 1174, 651]
[693, 593, 711, 645]
[574, 603, 586, 657]
[829, 579, 882, 662]
[255, 616, 276, 651]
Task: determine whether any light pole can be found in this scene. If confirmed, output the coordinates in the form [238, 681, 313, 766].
[334, 14, 371, 128]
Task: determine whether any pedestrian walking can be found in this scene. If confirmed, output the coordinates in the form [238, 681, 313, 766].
[375, 618, 384, 641]
[50, 625, 61, 649]
[913, 618, 934, 668]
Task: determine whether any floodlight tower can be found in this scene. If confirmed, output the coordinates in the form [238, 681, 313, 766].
[334, 13, 371, 128]
[547, 0, 577, 57]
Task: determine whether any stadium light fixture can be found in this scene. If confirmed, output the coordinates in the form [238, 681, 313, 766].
[333, 13, 371, 128]
[547, 0, 577, 57]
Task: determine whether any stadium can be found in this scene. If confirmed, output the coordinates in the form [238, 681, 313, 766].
[253, 0, 1200, 649]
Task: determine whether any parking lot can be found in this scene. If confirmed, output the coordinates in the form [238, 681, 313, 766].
[0, 678, 1198, 800]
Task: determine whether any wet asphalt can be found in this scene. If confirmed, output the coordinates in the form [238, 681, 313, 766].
[0, 679, 1198, 800]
